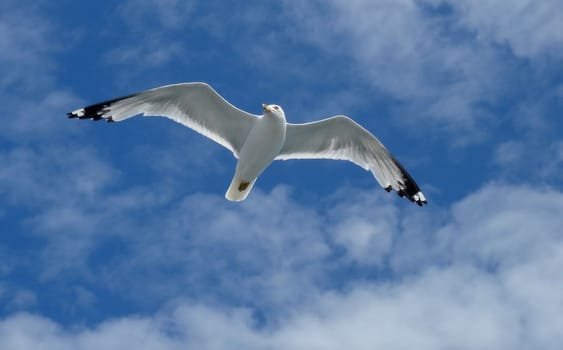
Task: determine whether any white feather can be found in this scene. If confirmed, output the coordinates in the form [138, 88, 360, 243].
[277, 115, 425, 203]
[88, 82, 257, 157]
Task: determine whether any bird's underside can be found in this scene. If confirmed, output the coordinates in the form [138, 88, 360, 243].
[68, 82, 427, 206]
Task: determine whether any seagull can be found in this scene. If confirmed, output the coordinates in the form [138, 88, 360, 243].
[68, 82, 427, 205]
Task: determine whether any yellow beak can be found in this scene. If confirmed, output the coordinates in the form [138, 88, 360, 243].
[262, 103, 271, 112]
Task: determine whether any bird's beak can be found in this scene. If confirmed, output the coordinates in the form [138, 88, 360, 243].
[262, 103, 271, 112]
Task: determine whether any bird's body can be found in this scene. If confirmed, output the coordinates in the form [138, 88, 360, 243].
[69, 82, 427, 206]
[226, 104, 287, 201]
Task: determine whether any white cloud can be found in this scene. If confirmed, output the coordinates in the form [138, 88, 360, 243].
[97, 186, 331, 311]
[6, 290, 37, 311]
[440, 184, 563, 267]
[102, 0, 196, 71]
[449, 0, 563, 59]
[281, 0, 502, 140]
[493, 141, 524, 166]
[491, 125, 563, 185]
[1, 91, 82, 140]
[0, 144, 174, 281]
[2, 183, 562, 349]
[0, 2, 55, 92]
[0, 146, 116, 207]
[327, 190, 398, 266]
[118, 0, 195, 31]
[104, 39, 186, 68]
[278, 0, 563, 147]
[0, 2, 80, 139]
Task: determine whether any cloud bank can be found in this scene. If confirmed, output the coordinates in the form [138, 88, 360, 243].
[1, 183, 562, 349]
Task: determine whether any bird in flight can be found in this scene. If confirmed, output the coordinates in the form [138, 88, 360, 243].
[68, 82, 427, 206]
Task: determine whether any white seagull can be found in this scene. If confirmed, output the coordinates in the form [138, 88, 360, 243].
[68, 82, 427, 206]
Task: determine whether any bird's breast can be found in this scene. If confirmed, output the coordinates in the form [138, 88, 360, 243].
[235, 117, 286, 179]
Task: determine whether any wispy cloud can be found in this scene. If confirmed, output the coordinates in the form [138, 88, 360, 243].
[491, 86, 563, 184]
[3, 176, 562, 348]
[0, 1, 80, 139]
[101, 0, 196, 70]
[278, 0, 563, 147]
[1, 185, 562, 349]
[449, 0, 563, 59]
[118, 0, 195, 31]
[0, 2, 55, 93]
[104, 40, 186, 68]
[279, 0, 502, 140]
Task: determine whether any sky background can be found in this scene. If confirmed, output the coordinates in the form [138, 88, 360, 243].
[1, 0, 563, 349]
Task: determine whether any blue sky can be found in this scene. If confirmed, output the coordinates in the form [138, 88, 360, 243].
[1, 0, 563, 348]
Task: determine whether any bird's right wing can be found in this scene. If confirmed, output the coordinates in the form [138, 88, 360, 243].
[277, 115, 427, 205]
[68, 82, 257, 158]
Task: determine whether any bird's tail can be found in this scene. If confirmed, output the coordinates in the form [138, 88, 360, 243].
[225, 175, 256, 202]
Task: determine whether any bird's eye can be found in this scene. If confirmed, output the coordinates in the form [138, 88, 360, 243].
[274, 106, 279, 110]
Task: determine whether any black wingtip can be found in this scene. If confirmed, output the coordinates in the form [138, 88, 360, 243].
[66, 92, 138, 122]
[390, 156, 428, 206]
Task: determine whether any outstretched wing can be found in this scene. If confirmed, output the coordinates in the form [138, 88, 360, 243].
[68, 82, 257, 157]
[277, 115, 427, 206]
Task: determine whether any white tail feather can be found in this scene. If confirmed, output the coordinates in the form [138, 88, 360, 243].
[225, 176, 256, 201]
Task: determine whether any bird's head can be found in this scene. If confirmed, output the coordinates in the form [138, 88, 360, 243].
[262, 104, 285, 120]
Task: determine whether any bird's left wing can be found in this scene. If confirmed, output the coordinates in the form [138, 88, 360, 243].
[68, 82, 257, 157]
[276, 115, 427, 205]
